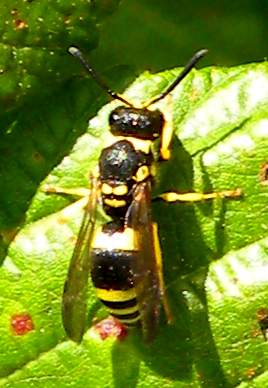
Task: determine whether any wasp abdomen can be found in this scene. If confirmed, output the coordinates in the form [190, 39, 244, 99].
[91, 227, 141, 325]
[91, 249, 136, 290]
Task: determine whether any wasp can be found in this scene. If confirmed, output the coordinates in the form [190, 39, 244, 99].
[61, 47, 241, 343]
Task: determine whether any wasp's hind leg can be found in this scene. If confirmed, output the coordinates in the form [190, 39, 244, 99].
[159, 97, 174, 161]
[158, 188, 242, 203]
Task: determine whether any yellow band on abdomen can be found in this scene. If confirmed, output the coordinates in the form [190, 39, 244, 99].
[96, 287, 137, 302]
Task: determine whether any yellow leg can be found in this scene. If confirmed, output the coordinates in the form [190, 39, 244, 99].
[42, 170, 99, 198]
[159, 188, 242, 203]
[42, 184, 90, 198]
[159, 97, 173, 160]
[152, 222, 173, 324]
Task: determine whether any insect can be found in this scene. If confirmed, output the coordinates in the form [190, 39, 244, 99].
[61, 47, 241, 343]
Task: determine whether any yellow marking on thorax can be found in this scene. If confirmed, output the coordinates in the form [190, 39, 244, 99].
[105, 133, 152, 154]
[104, 198, 126, 208]
[128, 137, 152, 154]
[102, 183, 128, 196]
[112, 184, 128, 196]
[96, 287, 137, 302]
[93, 227, 138, 251]
[101, 183, 112, 195]
[133, 165, 150, 182]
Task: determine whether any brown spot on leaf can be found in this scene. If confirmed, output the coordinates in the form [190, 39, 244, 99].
[1, 227, 19, 245]
[259, 162, 268, 185]
[11, 8, 28, 30]
[257, 307, 268, 340]
[15, 19, 28, 29]
[245, 367, 256, 379]
[32, 151, 44, 162]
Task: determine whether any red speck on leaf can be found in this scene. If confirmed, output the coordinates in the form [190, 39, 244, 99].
[11, 313, 34, 335]
[15, 19, 28, 29]
[94, 317, 127, 341]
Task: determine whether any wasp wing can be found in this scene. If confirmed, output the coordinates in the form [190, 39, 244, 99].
[62, 175, 99, 343]
[126, 181, 162, 343]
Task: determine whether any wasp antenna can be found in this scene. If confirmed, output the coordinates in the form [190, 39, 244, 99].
[68, 46, 133, 107]
[145, 48, 208, 107]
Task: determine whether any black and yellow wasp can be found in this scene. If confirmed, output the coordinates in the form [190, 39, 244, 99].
[61, 47, 240, 343]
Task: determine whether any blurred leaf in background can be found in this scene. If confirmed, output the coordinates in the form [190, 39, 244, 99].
[91, 0, 268, 71]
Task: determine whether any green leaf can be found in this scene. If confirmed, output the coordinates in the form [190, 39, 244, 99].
[0, 0, 123, 261]
[206, 237, 268, 386]
[0, 61, 268, 387]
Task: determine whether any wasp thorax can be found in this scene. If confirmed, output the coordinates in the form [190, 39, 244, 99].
[109, 106, 164, 140]
[99, 140, 140, 183]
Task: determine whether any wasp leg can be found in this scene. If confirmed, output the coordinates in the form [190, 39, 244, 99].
[152, 222, 173, 324]
[159, 96, 173, 161]
[158, 188, 242, 203]
[42, 184, 90, 198]
[50, 196, 89, 224]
